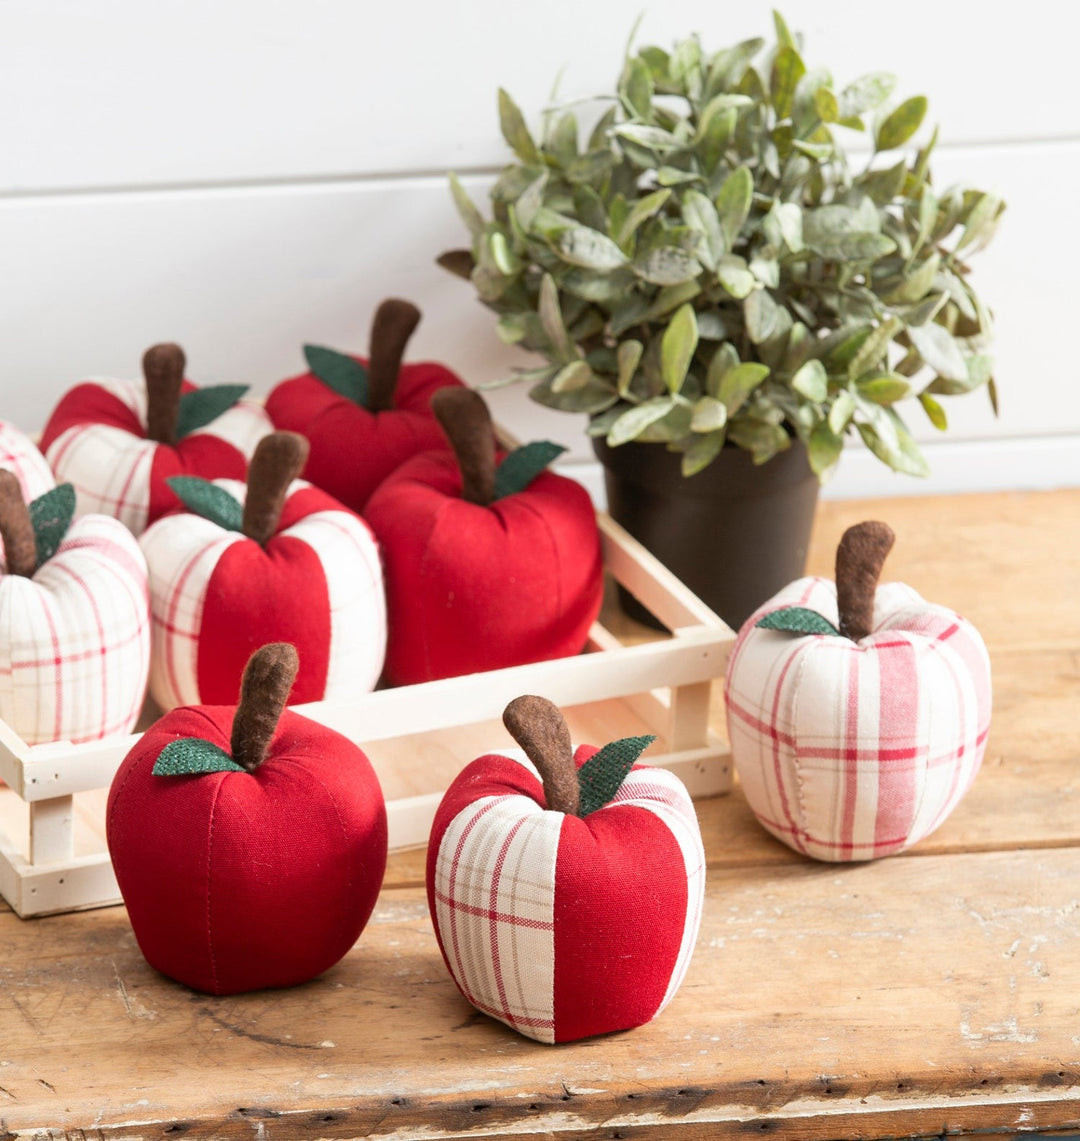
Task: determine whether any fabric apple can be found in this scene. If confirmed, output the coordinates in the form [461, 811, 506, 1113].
[265, 298, 464, 511]
[725, 520, 993, 862]
[0, 419, 54, 503]
[427, 695, 705, 1043]
[365, 388, 603, 686]
[0, 472, 150, 745]
[40, 343, 272, 536]
[107, 642, 388, 995]
[139, 430, 386, 711]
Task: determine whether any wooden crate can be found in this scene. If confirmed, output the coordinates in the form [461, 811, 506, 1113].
[0, 512, 735, 918]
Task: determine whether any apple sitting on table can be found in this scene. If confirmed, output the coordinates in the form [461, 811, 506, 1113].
[427, 695, 705, 1043]
[139, 430, 386, 711]
[107, 643, 388, 995]
[40, 343, 272, 535]
[724, 520, 993, 862]
[364, 387, 603, 686]
[0, 472, 150, 745]
[0, 419, 54, 503]
[265, 297, 464, 511]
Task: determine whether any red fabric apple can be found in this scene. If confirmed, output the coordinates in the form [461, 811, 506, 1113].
[107, 643, 388, 995]
[725, 521, 993, 861]
[0, 419, 54, 503]
[265, 298, 464, 511]
[40, 343, 272, 535]
[427, 695, 705, 1043]
[139, 431, 386, 711]
[365, 388, 603, 686]
[0, 473, 150, 745]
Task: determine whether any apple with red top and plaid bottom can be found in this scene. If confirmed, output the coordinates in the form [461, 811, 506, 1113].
[139, 430, 385, 711]
[107, 643, 388, 995]
[427, 695, 705, 1043]
[40, 343, 271, 536]
[365, 387, 603, 686]
[265, 298, 464, 511]
[0, 420, 54, 503]
[0, 472, 150, 745]
[724, 520, 992, 862]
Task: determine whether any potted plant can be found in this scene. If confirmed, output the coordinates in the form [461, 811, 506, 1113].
[440, 12, 1004, 629]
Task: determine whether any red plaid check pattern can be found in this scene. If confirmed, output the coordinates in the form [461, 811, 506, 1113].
[140, 478, 385, 710]
[0, 420, 54, 501]
[725, 576, 992, 862]
[0, 514, 150, 745]
[45, 376, 271, 535]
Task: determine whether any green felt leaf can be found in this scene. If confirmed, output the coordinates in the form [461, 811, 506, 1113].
[303, 345, 369, 406]
[493, 441, 566, 499]
[577, 734, 657, 816]
[28, 483, 76, 569]
[166, 476, 244, 531]
[174, 385, 249, 441]
[756, 606, 840, 636]
[153, 737, 245, 777]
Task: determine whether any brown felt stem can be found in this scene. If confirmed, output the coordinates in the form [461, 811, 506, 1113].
[142, 343, 186, 445]
[367, 298, 421, 413]
[231, 643, 299, 773]
[431, 387, 496, 506]
[835, 520, 896, 642]
[502, 695, 580, 817]
[0, 471, 37, 577]
[242, 431, 310, 547]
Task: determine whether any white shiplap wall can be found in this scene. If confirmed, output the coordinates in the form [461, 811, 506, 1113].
[1, 0, 1077, 499]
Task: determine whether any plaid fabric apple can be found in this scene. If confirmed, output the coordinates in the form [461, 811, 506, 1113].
[40, 343, 272, 535]
[725, 521, 992, 862]
[139, 432, 386, 711]
[0, 473, 150, 745]
[0, 419, 54, 503]
[265, 298, 464, 511]
[107, 643, 388, 994]
[427, 695, 705, 1043]
[365, 388, 603, 685]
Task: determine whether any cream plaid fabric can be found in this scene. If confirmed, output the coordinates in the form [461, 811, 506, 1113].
[0, 421, 54, 501]
[0, 514, 150, 745]
[725, 577, 992, 862]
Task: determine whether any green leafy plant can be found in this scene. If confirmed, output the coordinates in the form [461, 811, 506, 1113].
[441, 12, 1004, 477]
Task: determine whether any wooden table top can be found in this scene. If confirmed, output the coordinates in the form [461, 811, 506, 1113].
[2, 489, 1079, 1140]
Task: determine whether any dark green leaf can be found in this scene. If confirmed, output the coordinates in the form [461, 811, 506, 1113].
[493, 441, 566, 499]
[175, 384, 250, 440]
[28, 483, 76, 568]
[154, 737, 245, 776]
[577, 734, 657, 816]
[756, 606, 839, 636]
[304, 345, 368, 406]
[167, 476, 245, 532]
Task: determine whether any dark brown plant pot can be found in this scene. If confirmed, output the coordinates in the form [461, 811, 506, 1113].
[593, 436, 821, 633]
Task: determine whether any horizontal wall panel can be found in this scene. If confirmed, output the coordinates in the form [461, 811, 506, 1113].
[1, 0, 1076, 193]
[0, 140, 1074, 487]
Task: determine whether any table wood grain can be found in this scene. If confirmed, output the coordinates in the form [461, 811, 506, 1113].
[2, 489, 1079, 1140]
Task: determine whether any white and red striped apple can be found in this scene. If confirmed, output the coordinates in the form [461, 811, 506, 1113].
[0, 420, 54, 503]
[139, 431, 386, 711]
[427, 695, 705, 1043]
[725, 521, 992, 862]
[0, 473, 150, 745]
[40, 343, 272, 535]
[107, 643, 388, 995]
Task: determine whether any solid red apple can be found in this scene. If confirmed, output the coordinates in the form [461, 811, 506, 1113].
[364, 388, 603, 685]
[40, 342, 272, 535]
[427, 695, 705, 1043]
[725, 521, 993, 861]
[138, 430, 386, 710]
[107, 643, 388, 995]
[265, 298, 464, 510]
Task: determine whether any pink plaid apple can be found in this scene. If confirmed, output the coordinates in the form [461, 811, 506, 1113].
[724, 521, 992, 862]
[427, 696, 705, 1043]
[0, 420, 54, 503]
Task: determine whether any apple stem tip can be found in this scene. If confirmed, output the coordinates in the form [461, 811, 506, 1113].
[502, 694, 581, 817]
[143, 342, 187, 445]
[0, 471, 37, 577]
[242, 431, 310, 547]
[368, 298, 422, 413]
[835, 520, 896, 642]
[431, 387, 496, 506]
[231, 643, 300, 772]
